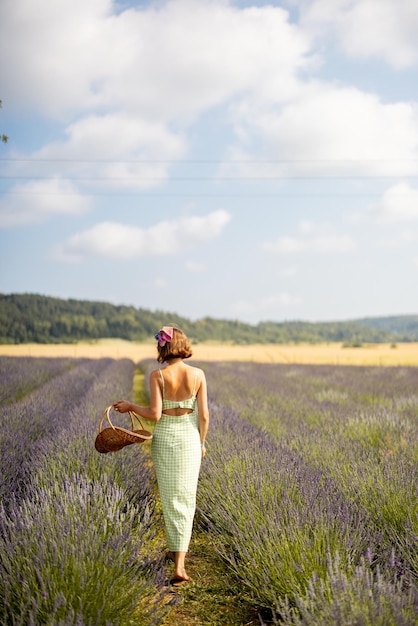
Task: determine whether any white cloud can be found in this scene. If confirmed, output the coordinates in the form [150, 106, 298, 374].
[0, 0, 317, 197]
[232, 292, 302, 316]
[155, 277, 168, 289]
[295, 0, 418, 68]
[280, 265, 298, 277]
[262, 220, 356, 254]
[53, 209, 231, 261]
[31, 114, 188, 190]
[262, 293, 303, 308]
[4, 0, 418, 194]
[222, 81, 418, 179]
[368, 182, 418, 222]
[0, 0, 112, 117]
[0, 178, 92, 228]
[185, 261, 206, 272]
[375, 231, 417, 249]
[1, 0, 312, 119]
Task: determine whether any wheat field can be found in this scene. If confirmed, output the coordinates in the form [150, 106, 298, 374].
[1, 339, 418, 365]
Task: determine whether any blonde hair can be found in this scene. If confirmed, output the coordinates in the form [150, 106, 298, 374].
[157, 327, 193, 363]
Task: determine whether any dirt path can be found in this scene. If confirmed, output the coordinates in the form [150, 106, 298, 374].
[160, 530, 259, 626]
[134, 370, 259, 626]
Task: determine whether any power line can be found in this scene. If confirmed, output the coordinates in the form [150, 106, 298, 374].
[0, 190, 416, 198]
[1, 175, 417, 181]
[1, 157, 418, 163]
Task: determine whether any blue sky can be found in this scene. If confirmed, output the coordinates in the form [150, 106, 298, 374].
[1, 0, 418, 325]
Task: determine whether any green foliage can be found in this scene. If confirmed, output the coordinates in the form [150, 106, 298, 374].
[1, 293, 418, 344]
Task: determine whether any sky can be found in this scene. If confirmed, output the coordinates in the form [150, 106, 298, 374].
[1, 0, 418, 325]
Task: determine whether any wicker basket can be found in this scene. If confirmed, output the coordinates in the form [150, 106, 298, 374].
[95, 405, 153, 454]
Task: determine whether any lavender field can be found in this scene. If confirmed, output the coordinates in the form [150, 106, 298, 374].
[198, 362, 418, 625]
[0, 357, 167, 626]
[1, 356, 417, 625]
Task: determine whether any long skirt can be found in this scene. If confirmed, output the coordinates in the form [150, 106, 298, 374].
[151, 412, 201, 552]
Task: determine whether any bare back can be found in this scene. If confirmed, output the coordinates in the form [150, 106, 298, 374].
[158, 363, 201, 416]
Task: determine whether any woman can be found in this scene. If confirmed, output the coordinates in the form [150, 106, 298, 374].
[113, 326, 209, 586]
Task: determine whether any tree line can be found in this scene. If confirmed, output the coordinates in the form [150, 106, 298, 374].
[1, 293, 417, 345]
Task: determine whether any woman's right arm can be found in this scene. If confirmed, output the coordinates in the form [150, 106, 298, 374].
[113, 370, 162, 422]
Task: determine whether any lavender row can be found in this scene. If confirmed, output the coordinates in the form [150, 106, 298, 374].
[0, 358, 115, 506]
[274, 554, 418, 626]
[202, 361, 418, 579]
[0, 356, 79, 405]
[198, 402, 364, 589]
[194, 363, 418, 623]
[0, 358, 168, 626]
[197, 400, 418, 623]
[202, 362, 418, 432]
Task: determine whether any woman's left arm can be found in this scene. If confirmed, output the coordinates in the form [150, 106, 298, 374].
[197, 370, 210, 456]
[113, 370, 162, 422]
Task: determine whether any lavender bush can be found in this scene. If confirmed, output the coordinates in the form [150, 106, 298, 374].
[0, 476, 161, 626]
[197, 404, 369, 603]
[202, 363, 418, 575]
[0, 357, 167, 626]
[275, 554, 418, 626]
[0, 356, 78, 405]
[0, 358, 113, 506]
[195, 361, 418, 624]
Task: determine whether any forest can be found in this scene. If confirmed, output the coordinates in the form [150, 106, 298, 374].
[1, 292, 418, 344]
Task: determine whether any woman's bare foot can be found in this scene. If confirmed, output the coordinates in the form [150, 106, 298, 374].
[170, 574, 191, 587]
[172, 551, 191, 584]
[174, 570, 190, 581]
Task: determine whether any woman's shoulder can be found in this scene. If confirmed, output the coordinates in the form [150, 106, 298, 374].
[188, 365, 206, 381]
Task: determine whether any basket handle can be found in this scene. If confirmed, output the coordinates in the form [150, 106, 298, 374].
[97, 405, 134, 434]
[97, 407, 109, 434]
[98, 405, 147, 433]
[130, 411, 147, 431]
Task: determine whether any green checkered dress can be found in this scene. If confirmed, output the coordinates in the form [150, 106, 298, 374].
[151, 369, 202, 552]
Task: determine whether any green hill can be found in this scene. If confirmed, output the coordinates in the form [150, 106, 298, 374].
[1, 293, 417, 344]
